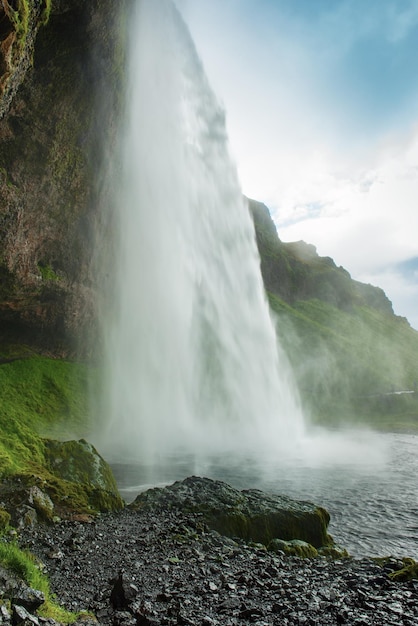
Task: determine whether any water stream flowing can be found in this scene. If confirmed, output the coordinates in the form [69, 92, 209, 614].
[96, 0, 304, 466]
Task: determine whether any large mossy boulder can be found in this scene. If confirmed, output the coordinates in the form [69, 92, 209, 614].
[130, 476, 333, 550]
[42, 438, 124, 517]
[0, 439, 123, 524]
[44, 438, 118, 493]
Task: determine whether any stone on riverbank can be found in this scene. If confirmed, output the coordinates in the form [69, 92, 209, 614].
[268, 538, 319, 557]
[130, 475, 333, 550]
[15, 499, 418, 626]
[388, 558, 418, 582]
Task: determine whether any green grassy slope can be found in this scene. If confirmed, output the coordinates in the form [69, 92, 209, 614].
[266, 271, 418, 431]
[0, 353, 122, 514]
[250, 199, 418, 430]
[0, 354, 90, 476]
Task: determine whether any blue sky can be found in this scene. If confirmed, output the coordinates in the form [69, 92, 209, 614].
[175, 0, 418, 329]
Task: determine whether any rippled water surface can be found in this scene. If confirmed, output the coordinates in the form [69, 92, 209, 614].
[112, 431, 418, 559]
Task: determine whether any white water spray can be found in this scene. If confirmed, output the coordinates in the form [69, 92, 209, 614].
[96, 0, 305, 466]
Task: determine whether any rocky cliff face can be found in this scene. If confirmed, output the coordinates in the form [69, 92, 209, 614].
[0, 0, 408, 362]
[0, 1, 51, 119]
[249, 198, 394, 316]
[249, 199, 418, 422]
[0, 0, 126, 355]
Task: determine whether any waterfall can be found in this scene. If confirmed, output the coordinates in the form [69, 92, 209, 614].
[95, 0, 305, 468]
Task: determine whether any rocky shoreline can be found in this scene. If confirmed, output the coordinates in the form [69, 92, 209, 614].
[11, 478, 417, 625]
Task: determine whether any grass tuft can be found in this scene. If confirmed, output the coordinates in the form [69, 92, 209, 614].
[0, 541, 77, 622]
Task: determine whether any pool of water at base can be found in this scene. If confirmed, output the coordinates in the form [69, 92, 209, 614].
[110, 431, 418, 559]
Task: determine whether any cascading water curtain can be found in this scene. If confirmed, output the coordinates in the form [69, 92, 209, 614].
[95, 0, 305, 468]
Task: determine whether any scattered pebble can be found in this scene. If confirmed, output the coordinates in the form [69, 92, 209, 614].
[18, 507, 418, 625]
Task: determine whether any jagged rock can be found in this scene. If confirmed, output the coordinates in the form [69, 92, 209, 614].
[10, 585, 44, 613]
[28, 486, 54, 522]
[130, 476, 333, 549]
[248, 198, 394, 315]
[0, 0, 127, 356]
[14, 506, 37, 530]
[16, 499, 418, 626]
[0, 603, 11, 621]
[0, 567, 44, 613]
[109, 571, 138, 610]
[0, 564, 16, 587]
[0, 460, 123, 525]
[11, 604, 39, 626]
[384, 557, 418, 582]
[111, 611, 136, 626]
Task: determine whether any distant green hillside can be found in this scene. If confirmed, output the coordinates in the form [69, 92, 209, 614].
[250, 198, 418, 431]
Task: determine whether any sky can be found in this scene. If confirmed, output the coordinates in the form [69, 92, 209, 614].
[174, 0, 418, 330]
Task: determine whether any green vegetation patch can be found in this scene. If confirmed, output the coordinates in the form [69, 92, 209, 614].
[2, 0, 32, 50]
[40, 0, 52, 26]
[3, 0, 51, 47]
[0, 541, 77, 622]
[37, 262, 60, 282]
[388, 558, 418, 582]
[0, 355, 89, 477]
[267, 292, 418, 430]
[0, 355, 122, 515]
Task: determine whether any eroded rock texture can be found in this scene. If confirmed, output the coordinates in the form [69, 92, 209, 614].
[130, 476, 333, 550]
[0, 0, 126, 355]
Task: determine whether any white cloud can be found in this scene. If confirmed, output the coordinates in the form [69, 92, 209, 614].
[278, 128, 418, 266]
[273, 128, 418, 327]
[175, 0, 418, 328]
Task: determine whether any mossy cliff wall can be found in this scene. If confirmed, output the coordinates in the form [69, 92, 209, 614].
[0, 0, 127, 356]
[0, 1, 51, 119]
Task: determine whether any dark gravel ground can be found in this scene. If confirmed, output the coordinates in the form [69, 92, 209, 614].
[18, 506, 418, 626]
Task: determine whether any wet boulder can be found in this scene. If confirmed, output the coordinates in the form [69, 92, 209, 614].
[130, 476, 333, 549]
[383, 557, 418, 581]
[268, 538, 319, 558]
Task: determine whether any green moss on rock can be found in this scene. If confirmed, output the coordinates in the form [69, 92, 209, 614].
[388, 558, 418, 582]
[131, 476, 334, 550]
[0, 471, 123, 524]
[318, 544, 350, 559]
[44, 438, 119, 494]
[0, 507, 11, 530]
[268, 538, 319, 558]
[0, 0, 48, 118]
[0, 355, 123, 519]
[28, 484, 54, 522]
